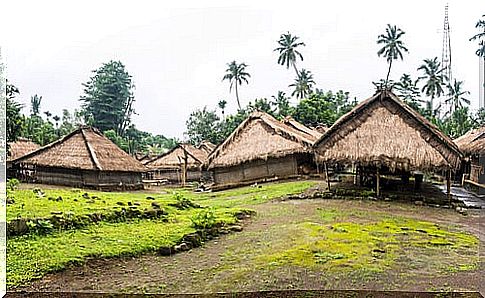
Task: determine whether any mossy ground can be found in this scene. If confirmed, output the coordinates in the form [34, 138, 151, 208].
[7, 180, 317, 287]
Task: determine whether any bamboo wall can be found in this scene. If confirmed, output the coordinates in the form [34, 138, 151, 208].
[212, 156, 298, 186]
[149, 168, 202, 183]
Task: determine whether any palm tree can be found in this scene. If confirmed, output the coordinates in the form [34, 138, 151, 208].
[271, 91, 292, 118]
[377, 24, 409, 87]
[417, 57, 447, 116]
[222, 61, 250, 110]
[274, 32, 306, 75]
[469, 15, 485, 57]
[445, 80, 470, 116]
[30, 94, 42, 117]
[289, 69, 315, 99]
[218, 99, 227, 118]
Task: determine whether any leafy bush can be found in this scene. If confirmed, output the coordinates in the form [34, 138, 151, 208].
[169, 193, 200, 209]
[26, 219, 54, 235]
[190, 209, 216, 230]
[7, 178, 20, 191]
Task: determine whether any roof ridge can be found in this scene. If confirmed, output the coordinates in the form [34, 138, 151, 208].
[80, 127, 103, 170]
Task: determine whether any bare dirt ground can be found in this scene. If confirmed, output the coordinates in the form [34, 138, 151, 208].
[15, 193, 484, 296]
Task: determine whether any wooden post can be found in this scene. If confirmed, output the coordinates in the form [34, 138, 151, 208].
[352, 163, 357, 185]
[447, 168, 452, 205]
[324, 162, 331, 191]
[376, 167, 380, 197]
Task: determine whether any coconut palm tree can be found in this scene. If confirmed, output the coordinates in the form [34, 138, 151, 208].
[271, 91, 293, 118]
[218, 99, 227, 118]
[445, 80, 470, 116]
[274, 32, 306, 75]
[222, 61, 250, 110]
[377, 24, 409, 87]
[289, 69, 315, 99]
[417, 57, 447, 116]
[469, 15, 485, 57]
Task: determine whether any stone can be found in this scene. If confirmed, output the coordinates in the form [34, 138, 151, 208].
[116, 201, 125, 206]
[56, 197, 63, 202]
[51, 211, 63, 215]
[414, 201, 424, 206]
[134, 202, 141, 206]
[151, 202, 161, 209]
[6, 198, 15, 205]
[230, 225, 243, 232]
[158, 247, 172, 256]
[146, 196, 155, 200]
[127, 201, 133, 206]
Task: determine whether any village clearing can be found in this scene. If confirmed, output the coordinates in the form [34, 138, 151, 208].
[8, 180, 484, 294]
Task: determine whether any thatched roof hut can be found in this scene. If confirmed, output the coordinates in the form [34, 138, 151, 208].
[314, 90, 462, 172]
[12, 126, 146, 190]
[454, 127, 485, 192]
[206, 111, 321, 187]
[454, 126, 485, 155]
[7, 138, 40, 161]
[144, 143, 209, 183]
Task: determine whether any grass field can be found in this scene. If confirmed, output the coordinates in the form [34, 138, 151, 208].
[7, 180, 317, 287]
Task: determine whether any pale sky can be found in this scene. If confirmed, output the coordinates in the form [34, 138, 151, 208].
[2, 0, 483, 139]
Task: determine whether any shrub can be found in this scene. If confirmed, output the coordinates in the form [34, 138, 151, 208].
[190, 209, 216, 230]
[7, 178, 20, 191]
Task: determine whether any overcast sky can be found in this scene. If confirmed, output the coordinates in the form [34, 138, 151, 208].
[2, 0, 483, 139]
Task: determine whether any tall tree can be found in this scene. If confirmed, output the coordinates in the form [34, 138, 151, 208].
[218, 99, 227, 118]
[271, 91, 293, 119]
[30, 94, 42, 117]
[469, 14, 485, 57]
[417, 57, 447, 116]
[274, 32, 306, 75]
[185, 107, 222, 145]
[80, 60, 135, 136]
[222, 61, 250, 110]
[445, 80, 470, 116]
[6, 81, 24, 154]
[377, 24, 409, 87]
[289, 69, 315, 99]
[394, 74, 423, 112]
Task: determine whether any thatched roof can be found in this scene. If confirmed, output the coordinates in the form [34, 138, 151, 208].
[7, 138, 40, 161]
[145, 143, 209, 170]
[13, 126, 147, 172]
[206, 111, 318, 169]
[454, 126, 485, 155]
[198, 141, 216, 154]
[282, 116, 323, 141]
[314, 90, 463, 171]
[312, 125, 329, 134]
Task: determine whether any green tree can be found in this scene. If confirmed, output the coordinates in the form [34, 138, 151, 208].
[394, 74, 423, 112]
[6, 81, 24, 154]
[293, 90, 356, 127]
[185, 107, 222, 145]
[444, 80, 470, 116]
[30, 94, 42, 117]
[271, 91, 294, 119]
[218, 99, 227, 118]
[377, 24, 409, 87]
[417, 57, 447, 117]
[217, 109, 249, 142]
[247, 98, 275, 116]
[222, 61, 250, 110]
[440, 107, 474, 139]
[274, 32, 306, 75]
[80, 60, 135, 136]
[469, 15, 485, 57]
[289, 69, 315, 99]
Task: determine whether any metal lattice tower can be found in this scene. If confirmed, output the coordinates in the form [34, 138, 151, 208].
[441, 4, 452, 87]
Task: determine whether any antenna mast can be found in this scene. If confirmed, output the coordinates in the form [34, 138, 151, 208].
[441, 4, 452, 112]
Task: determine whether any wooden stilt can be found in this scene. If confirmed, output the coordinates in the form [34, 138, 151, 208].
[376, 167, 380, 197]
[324, 163, 331, 191]
[447, 168, 452, 205]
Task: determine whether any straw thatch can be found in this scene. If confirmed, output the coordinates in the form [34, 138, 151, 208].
[198, 141, 216, 154]
[454, 126, 485, 155]
[207, 111, 318, 170]
[314, 90, 463, 172]
[282, 116, 323, 141]
[7, 138, 40, 161]
[145, 143, 209, 170]
[13, 126, 147, 172]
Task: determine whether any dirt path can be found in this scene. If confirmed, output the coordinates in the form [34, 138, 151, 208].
[16, 198, 484, 295]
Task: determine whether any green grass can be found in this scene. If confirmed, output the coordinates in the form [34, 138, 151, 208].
[7, 180, 317, 287]
[7, 181, 317, 222]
